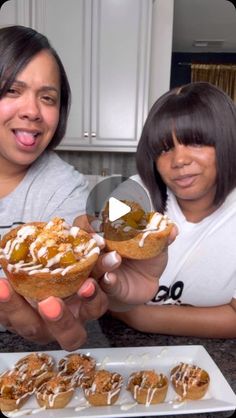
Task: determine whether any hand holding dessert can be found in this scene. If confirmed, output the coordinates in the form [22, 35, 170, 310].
[102, 199, 174, 260]
[0, 217, 100, 300]
[0, 214, 177, 350]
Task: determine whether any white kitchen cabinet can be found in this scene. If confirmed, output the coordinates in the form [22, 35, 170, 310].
[31, 0, 152, 152]
[0, 0, 152, 152]
[0, 0, 30, 27]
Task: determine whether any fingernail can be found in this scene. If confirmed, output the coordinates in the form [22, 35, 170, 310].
[79, 281, 95, 298]
[102, 251, 119, 268]
[38, 297, 62, 320]
[103, 272, 111, 284]
[0, 280, 11, 302]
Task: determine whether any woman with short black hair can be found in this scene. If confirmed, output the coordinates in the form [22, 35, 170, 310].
[114, 82, 236, 338]
[137, 82, 236, 212]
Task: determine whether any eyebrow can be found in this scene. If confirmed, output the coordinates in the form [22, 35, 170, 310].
[11, 80, 59, 94]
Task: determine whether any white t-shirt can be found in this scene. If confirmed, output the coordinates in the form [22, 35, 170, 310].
[131, 175, 236, 307]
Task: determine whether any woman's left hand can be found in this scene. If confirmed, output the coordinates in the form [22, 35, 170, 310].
[37, 241, 172, 350]
[73, 215, 178, 310]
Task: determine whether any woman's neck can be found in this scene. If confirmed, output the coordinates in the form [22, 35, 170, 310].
[177, 195, 219, 223]
[0, 162, 28, 199]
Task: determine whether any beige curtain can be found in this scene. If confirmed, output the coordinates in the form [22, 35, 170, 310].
[191, 64, 236, 103]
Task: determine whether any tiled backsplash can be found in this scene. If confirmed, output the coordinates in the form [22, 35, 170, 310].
[56, 150, 137, 178]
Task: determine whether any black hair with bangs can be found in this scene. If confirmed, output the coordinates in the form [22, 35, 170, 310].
[0, 25, 71, 149]
[136, 82, 236, 213]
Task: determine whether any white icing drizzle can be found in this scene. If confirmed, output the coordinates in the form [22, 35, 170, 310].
[127, 369, 167, 406]
[1, 218, 99, 276]
[120, 401, 137, 411]
[70, 226, 80, 237]
[6, 405, 46, 417]
[84, 385, 121, 405]
[138, 213, 168, 247]
[171, 363, 205, 397]
[97, 355, 110, 368]
[74, 404, 89, 411]
[123, 226, 132, 232]
[74, 242, 88, 253]
[37, 383, 74, 408]
[84, 246, 100, 259]
[31, 406, 47, 414]
[156, 347, 168, 358]
[170, 398, 187, 408]
[15, 353, 54, 377]
[133, 384, 158, 406]
[6, 409, 32, 417]
[92, 233, 105, 247]
[84, 238, 96, 254]
[139, 353, 150, 366]
[4, 226, 37, 260]
[124, 354, 135, 364]
[84, 371, 122, 405]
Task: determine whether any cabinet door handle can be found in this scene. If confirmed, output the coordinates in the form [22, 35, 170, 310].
[91, 132, 96, 137]
[83, 132, 89, 137]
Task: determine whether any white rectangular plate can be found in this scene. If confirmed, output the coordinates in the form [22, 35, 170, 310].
[1, 345, 236, 417]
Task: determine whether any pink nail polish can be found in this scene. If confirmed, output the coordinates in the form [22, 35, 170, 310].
[79, 281, 95, 298]
[0, 280, 11, 302]
[38, 297, 62, 320]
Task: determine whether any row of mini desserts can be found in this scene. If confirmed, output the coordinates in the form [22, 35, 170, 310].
[0, 352, 210, 412]
[0, 352, 122, 411]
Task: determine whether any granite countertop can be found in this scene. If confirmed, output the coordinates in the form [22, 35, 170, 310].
[0, 313, 235, 418]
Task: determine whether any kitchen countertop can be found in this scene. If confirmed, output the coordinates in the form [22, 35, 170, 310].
[0, 313, 235, 418]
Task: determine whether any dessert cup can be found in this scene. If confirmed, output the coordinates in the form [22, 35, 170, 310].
[0, 369, 34, 411]
[14, 353, 54, 388]
[58, 352, 96, 387]
[102, 200, 173, 259]
[127, 370, 168, 405]
[83, 369, 123, 406]
[35, 373, 75, 409]
[170, 362, 210, 400]
[0, 217, 100, 300]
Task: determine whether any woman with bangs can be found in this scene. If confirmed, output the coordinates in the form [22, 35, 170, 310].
[113, 82, 236, 338]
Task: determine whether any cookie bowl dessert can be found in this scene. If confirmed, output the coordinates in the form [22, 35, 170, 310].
[82, 369, 123, 406]
[170, 362, 210, 400]
[35, 372, 75, 409]
[58, 353, 96, 387]
[14, 353, 54, 388]
[102, 200, 173, 259]
[0, 369, 35, 411]
[0, 217, 100, 300]
[127, 369, 168, 405]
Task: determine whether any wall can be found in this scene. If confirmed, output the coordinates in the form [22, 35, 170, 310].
[149, 0, 174, 107]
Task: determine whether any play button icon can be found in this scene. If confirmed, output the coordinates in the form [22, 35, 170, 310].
[85, 175, 152, 240]
[108, 197, 131, 222]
